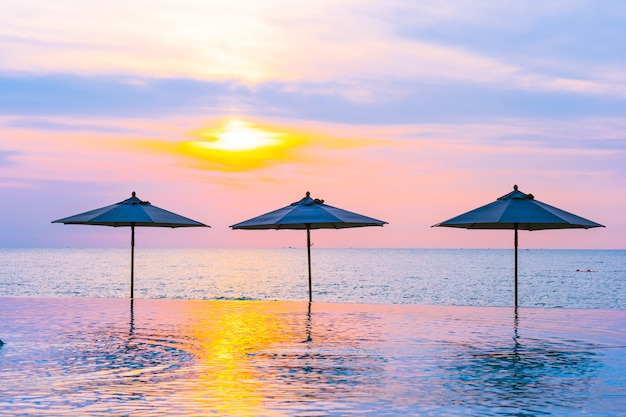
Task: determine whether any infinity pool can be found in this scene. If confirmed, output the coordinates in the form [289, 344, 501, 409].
[1, 298, 625, 416]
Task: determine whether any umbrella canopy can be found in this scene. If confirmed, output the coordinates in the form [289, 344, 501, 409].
[52, 192, 209, 297]
[231, 191, 387, 301]
[433, 185, 604, 306]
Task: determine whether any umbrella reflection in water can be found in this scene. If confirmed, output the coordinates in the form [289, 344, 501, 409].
[436, 308, 602, 413]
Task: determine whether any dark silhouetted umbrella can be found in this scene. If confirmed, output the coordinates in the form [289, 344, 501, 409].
[433, 185, 604, 306]
[52, 192, 209, 298]
[230, 191, 387, 302]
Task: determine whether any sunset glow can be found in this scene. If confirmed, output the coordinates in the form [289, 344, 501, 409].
[163, 119, 305, 172]
[0, 1, 623, 249]
[192, 120, 284, 152]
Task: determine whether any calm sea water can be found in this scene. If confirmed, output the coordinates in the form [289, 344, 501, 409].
[1, 249, 625, 416]
[0, 248, 624, 308]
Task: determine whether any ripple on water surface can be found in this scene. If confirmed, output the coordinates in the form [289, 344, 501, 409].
[1, 298, 625, 416]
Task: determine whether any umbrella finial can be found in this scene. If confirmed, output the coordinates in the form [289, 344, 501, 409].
[306, 191, 310, 198]
[513, 184, 518, 191]
[132, 191, 136, 197]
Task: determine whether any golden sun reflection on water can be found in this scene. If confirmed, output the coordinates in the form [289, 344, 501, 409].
[184, 301, 302, 415]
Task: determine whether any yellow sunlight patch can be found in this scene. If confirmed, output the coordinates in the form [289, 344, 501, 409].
[131, 118, 382, 173]
[190, 119, 284, 152]
[173, 119, 305, 171]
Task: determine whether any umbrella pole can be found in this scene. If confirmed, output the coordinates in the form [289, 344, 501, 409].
[306, 226, 312, 302]
[130, 224, 135, 299]
[514, 225, 518, 307]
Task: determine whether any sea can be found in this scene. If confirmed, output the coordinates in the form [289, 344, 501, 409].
[1, 248, 625, 416]
[1, 248, 625, 308]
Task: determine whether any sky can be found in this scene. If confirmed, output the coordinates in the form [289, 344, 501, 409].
[1, 0, 624, 249]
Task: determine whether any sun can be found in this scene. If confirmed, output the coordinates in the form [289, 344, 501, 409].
[135, 117, 380, 173]
[191, 119, 284, 152]
[171, 118, 302, 171]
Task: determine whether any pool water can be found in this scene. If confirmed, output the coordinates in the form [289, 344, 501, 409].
[1, 297, 625, 416]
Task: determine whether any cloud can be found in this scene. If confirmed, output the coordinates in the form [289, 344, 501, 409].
[3, 113, 624, 183]
[0, 114, 388, 187]
[2, 0, 626, 101]
[5, 73, 625, 128]
[0, 75, 234, 117]
[0, 150, 18, 167]
[3, 118, 146, 134]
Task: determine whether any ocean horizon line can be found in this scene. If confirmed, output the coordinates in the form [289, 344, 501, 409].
[2, 246, 625, 250]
